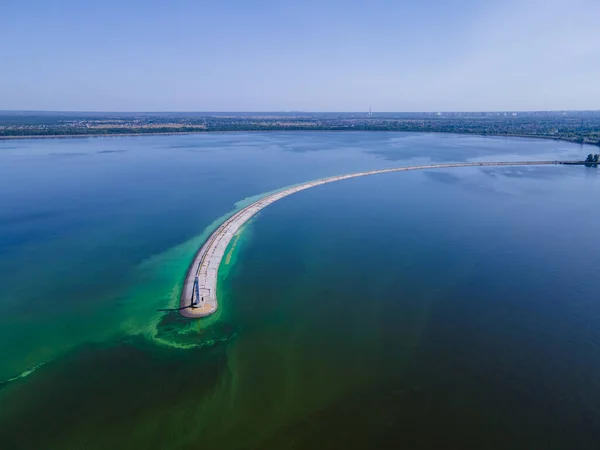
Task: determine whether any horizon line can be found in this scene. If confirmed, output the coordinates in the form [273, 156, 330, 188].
[2, 109, 600, 114]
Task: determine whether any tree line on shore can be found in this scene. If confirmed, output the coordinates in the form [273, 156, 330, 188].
[585, 154, 599, 167]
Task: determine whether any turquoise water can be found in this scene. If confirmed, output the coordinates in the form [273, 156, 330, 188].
[0, 132, 599, 449]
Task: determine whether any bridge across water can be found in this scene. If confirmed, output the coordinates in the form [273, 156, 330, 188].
[178, 160, 575, 318]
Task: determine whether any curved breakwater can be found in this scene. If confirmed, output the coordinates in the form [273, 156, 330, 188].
[179, 160, 565, 318]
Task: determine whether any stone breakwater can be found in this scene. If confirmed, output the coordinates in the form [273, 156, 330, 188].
[179, 160, 561, 318]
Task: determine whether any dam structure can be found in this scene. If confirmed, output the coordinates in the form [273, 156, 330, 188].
[179, 160, 570, 318]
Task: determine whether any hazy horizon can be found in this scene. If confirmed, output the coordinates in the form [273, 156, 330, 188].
[2, 0, 599, 112]
[2, 109, 599, 114]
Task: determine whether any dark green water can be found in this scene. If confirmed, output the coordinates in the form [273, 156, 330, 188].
[1, 132, 599, 449]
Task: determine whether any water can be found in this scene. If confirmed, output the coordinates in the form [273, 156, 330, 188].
[0, 132, 599, 449]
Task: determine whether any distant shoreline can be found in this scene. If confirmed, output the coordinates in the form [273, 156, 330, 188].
[0, 131, 204, 141]
[1, 129, 598, 147]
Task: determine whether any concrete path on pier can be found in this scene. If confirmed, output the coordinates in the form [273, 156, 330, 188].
[179, 160, 565, 318]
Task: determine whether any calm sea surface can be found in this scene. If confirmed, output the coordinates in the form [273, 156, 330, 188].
[0, 132, 599, 449]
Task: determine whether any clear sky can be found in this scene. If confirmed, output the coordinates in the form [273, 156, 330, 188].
[1, 0, 599, 112]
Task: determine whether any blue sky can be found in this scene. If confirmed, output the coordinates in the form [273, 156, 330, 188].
[1, 0, 599, 111]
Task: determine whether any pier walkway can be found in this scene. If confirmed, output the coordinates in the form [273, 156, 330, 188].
[179, 160, 568, 318]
